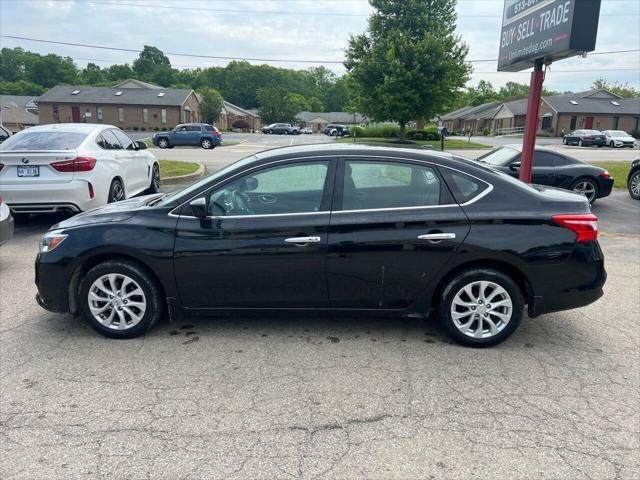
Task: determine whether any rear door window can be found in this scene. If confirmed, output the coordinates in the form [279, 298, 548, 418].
[341, 160, 443, 210]
[112, 129, 135, 150]
[1, 131, 87, 151]
[440, 168, 490, 204]
[101, 130, 123, 150]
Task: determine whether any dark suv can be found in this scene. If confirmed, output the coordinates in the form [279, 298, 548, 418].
[153, 123, 221, 149]
[324, 124, 349, 137]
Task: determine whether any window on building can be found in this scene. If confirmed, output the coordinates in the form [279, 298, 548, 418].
[118, 108, 124, 122]
[570, 115, 577, 130]
[52, 105, 60, 122]
[634, 117, 639, 132]
[612, 116, 619, 130]
[143, 108, 149, 124]
[96, 107, 103, 121]
[541, 115, 552, 130]
[161, 109, 167, 124]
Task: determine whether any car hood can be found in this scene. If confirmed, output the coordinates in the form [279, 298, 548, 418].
[53, 193, 165, 229]
[608, 135, 634, 140]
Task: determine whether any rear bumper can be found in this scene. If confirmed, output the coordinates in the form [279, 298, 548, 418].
[2, 180, 96, 212]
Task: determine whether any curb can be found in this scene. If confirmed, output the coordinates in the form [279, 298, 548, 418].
[161, 163, 206, 185]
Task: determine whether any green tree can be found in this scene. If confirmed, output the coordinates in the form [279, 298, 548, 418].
[285, 92, 310, 113]
[591, 78, 639, 98]
[78, 63, 107, 85]
[308, 96, 324, 112]
[345, 0, 470, 140]
[133, 45, 171, 78]
[257, 86, 300, 124]
[198, 87, 224, 125]
[0, 79, 46, 95]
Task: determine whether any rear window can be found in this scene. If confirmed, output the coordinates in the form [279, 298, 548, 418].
[1, 131, 87, 151]
[204, 125, 214, 131]
[440, 168, 489, 204]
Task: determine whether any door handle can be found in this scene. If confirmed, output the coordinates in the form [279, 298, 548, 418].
[284, 236, 321, 244]
[418, 233, 456, 241]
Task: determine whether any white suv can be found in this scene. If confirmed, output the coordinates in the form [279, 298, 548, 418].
[0, 124, 160, 213]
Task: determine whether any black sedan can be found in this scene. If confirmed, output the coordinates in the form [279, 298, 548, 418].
[562, 129, 606, 147]
[628, 158, 640, 200]
[35, 145, 606, 347]
[476, 145, 614, 204]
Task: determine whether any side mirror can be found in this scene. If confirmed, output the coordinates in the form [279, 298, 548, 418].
[509, 161, 521, 170]
[136, 141, 147, 150]
[189, 197, 207, 218]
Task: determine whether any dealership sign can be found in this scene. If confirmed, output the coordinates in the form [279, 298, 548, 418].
[498, 0, 601, 71]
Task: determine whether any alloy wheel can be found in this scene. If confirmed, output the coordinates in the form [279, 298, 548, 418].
[450, 280, 513, 339]
[152, 165, 160, 191]
[630, 172, 640, 198]
[158, 139, 168, 148]
[202, 139, 212, 149]
[112, 181, 125, 202]
[88, 274, 147, 330]
[572, 180, 597, 203]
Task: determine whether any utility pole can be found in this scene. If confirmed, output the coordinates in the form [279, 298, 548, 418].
[519, 60, 545, 184]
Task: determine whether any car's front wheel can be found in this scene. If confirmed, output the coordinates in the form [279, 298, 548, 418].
[628, 170, 640, 200]
[563, 137, 568, 145]
[78, 260, 164, 338]
[578, 139, 583, 147]
[439, 269, 524, 347]
[201, 138, 213, 149]
[571, 177, 599, 204]
[107, 178, 125, 203]
[157, 138, 169, 149]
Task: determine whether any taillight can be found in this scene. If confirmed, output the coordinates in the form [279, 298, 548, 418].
[552, 214, 598, 243]
[600, 170, 611, 179]
[213, 130, 220, 137]
[88, 182, 95, 199]
[0, 194, 3, 203]
[50, 157, 97, 172]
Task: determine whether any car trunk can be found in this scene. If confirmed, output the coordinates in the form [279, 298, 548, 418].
[531, 184, 591, 213]
[0, 150, 78, 185]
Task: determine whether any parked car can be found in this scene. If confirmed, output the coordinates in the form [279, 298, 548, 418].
[261, 123, 300, 135]
[0, 194, 14, 246]
[628, 158, 640, 200]
[476, 145, 614, 204]
[324, 124, 349, 137]
[301, 127, 313, 134]
[602, 130, 638, 148]
[562, 129, 606, 147]
[35, 144, 605, 347]
[0, 125, 11, 144]
[153, 123, 221, 149]
[0, 123, 160, 214]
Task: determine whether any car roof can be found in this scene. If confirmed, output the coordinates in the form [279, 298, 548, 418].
[24, 123, 112, 134]
[502, 144, 564, 153]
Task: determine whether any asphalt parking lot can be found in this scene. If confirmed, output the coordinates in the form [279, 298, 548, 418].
[1, 181, 638, 478]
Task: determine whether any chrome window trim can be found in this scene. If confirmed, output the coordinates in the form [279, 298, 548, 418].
[168, 153, 495, 219]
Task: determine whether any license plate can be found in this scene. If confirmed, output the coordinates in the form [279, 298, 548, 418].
[17, 166, 39, 177]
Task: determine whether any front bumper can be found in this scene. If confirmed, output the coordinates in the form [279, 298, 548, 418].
[35, 255, 74, 314]
[0, 210, 14, 245]
[599, 177, 615, 198]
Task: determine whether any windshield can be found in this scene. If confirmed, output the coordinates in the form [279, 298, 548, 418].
[158, 155, 258, 206]
[1, 131, 87, 151]
[608, 130, 629, 137]
[476, 147, 519, 166]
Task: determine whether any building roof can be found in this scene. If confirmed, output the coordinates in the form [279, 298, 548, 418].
[458, 102, 500, 121]
[0, 95, 39, 126]
[440, 105, 475, 121]
[543, 96, 640, 115]
[224, 100, 260, 118]
[113, 79, 164, 89]
[502, 98, 529, 116]
[296, 111, 365, 124]
[37, 85, 196, 107]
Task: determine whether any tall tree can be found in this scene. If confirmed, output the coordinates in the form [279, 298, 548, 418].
[257, 86, 300, 124]
[198, 87, 224, 125]
[133, 45, 171, 79]
[591, 78, 639, 98]
[345, 0, 470, 140]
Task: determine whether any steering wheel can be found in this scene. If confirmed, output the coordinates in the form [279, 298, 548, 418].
[231, 190, 253, 214]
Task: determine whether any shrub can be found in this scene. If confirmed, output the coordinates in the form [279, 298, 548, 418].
[406, 128, 441, 141]
[153, 127, 160, 132]
[232, 119, 251, 130]
[631, 129, 640, 139]
[482, 127, 491, 136]
[133, 126, 139, 131]
[140, 127, 146, 131]
[350, 126, 365, 137]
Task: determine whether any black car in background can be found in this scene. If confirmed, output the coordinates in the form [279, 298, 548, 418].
[152, 123, 222, 149]
[324, 124, 349, 136]
[261, 123, 299, 135]
[628, 158, 640, 200]
[476, 145, 614, 204]
[562, 129, 606, 147]
[35, 145, 605, 347]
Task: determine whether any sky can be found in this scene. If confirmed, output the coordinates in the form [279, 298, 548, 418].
[1, 0, 639, 93]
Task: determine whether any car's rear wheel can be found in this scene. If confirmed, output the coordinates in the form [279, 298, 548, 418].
[609, 141, 615, 148]
[157, 138, 169, 149]
[628, 171, 640, 200]
[201, 138, 213, 149]
[571, 177, 599, 204]
[78, 260, 164, 339]
[578, 140, 583, 147]
[147, 163, 160, 194]
[268, 129, 273, 134]
[439, 269, 524, 347]
[107, 178, 125, 203]
[283, 130, 289, 135]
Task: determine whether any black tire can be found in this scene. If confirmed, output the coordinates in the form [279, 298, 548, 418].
[578, 139, 583, 147]
[78, 260, 164, 339]
[570, 177, 599, 205]
[157, 138, 169, 149]
[201, 138, 213, 149]
[609, 141, 615, 148]
[438, 269, 524, 348]
[146, 163, 160, 194]
[628, 171, 640, 200]
[268, 129, 273, 134]
[107, 178, 125, 203]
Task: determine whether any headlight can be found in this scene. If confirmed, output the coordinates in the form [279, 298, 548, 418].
[39, 232, 68, 253]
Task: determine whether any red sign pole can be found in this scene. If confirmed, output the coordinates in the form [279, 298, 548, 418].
[519, 60, 545, 183]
